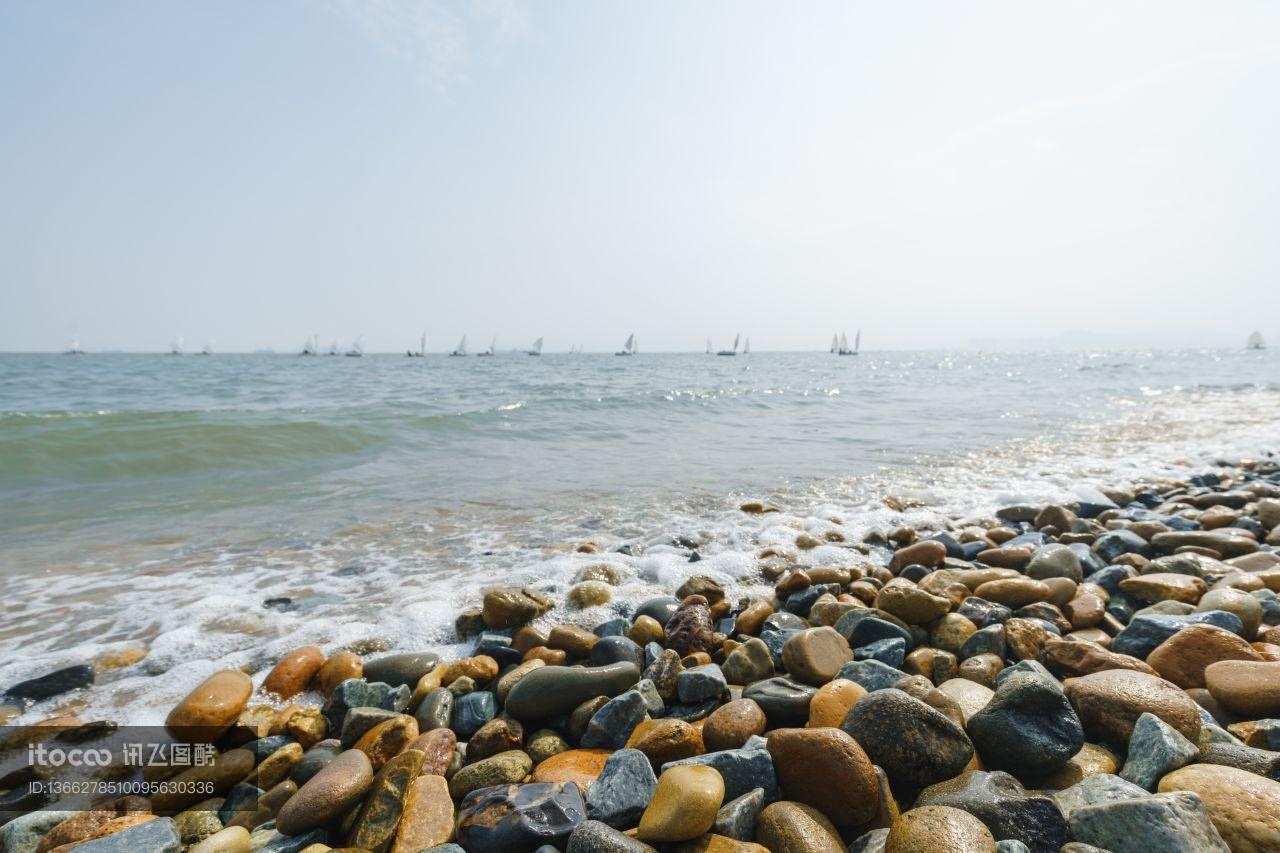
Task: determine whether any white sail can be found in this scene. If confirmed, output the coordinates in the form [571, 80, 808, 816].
[171, 335, 184, 355]
[328, 339, 339, 355]
[854, 330, 861, 353]
[451, 335, 467, 356]
[67, 337, 83, 355]
[839, 332, 848, 352]
[531, 337, 543, 355]
[1247, 330, 1265, 350]
[706, 338, 713, 354]
[830, 334, 839, 353]
[200, 340, 213, 355]
[346, 336, 364, 357]
[625, 333, 635, 352]
[732, 333, 740, 352]
[743, 337, 750, 354]
[420, 332, 427, 355]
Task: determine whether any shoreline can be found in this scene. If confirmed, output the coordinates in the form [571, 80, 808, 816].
[3, 453, 1280, 851]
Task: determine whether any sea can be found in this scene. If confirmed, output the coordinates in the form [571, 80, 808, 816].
[0, 348, 1276, 724]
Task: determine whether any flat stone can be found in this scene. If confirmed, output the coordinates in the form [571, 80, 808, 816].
[885, 805, 996, 853]
[875, 585, 951, 625]
[917, 771, 1067, 853]
[1119, 573, 1208, 604]
[713, 787, 765, 841]
[1052, 773, 1148, 820]
[937, 678, 995, 723]
[448, 749, 534, 798]
[1040, 639, 1157, 680]
[585, 748, 657, 828]
[187, 826, 251, 852]
[581, 689, 649, 750]
[835, 659, 908, 692]
[482, 586, 553, 628]
[766, 727, 877, 826]
[806, 678, 866, 727]
[637, 764, 724, 843]
[275, 748, 373, 835]
[1197, 741, 1280, 780]
[840, 688, 975, 790]
[1152, 531, 1259, 558]
[531, 748, 611, 790]
[392, 774, 455, 852]
[1118, 712, 1197, 791]
[1204, 659, 1280, 717]
[1064, 669, 1201, 747]
[320, 678, 410, 733]
[348, 749, 425, 850]
[1158, 763, 1280, 853]
[756, 801, 845, 853]
[1068, 791, 1229, 852]
[4, 664, 94, 704]
[457, 781, 586, 850]
[662, 740, 781, 803]
[504, 662, 641, 721]
[363, 652, 441, 688]
[967, 671, 1084, 781]
[678, 664, 727, 702]
[740, 677, 815, 728]
[70, 818, 182, 852]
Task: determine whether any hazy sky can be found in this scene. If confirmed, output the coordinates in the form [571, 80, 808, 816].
[3, 1, 1279, 352]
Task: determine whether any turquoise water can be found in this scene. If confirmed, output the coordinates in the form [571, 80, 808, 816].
[0, 348, 1276, 722]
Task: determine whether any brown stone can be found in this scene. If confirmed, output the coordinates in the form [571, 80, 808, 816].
[524, 646, 568, 666]
[443, 655, 499, 685]
[285, 706, 328, 749]
[151, 749, 255, 813]
[1146, 623, 1264, 689]
[402, 727, 456, 775]
[467, 715, 523, 761]
[875, 585, 951, 625]
[317, 651, 363, 696]
[276, 748, 374, 836]
[1041, 639, 1158, 679]
[36, 798, 149, 852]
[1065, 594, 1106, 629]
[261, 646, 324, 699]
[755, 801, 845, 853]
[638, 765, 725, 843]
[767, 728, 878, 826]
[780, 627, 852, 686]
[701, 698, 767, 752]
[1158, 764, 1280, 853]
[392, 773, 455, 852]
[1004, 618, 1054, 661]
[1119, 572, 1208, 604]
[481, 586, 553, 628]
[531, 748, 610, 790]
[1204, 659, 1280, 717]
[973, 578, 1050, 608]
[630, 718, 704, 767]
[889, 540, 947, 572]
[1064, 669, 1201, 746]
[667, 596, 717, 656]
[348, 748, 426, 851]
[975, 546, 1034, 570]
[354, 714, 418, 770]
[886, 805, 997, 853]
[548, 625, 599, 657]
[166, 670, 253, 743]
[734, 600, 774, 636]
[807, 679, 866, 728]
[930, 614, 977, 655]
[1041, 741, 1120, 789]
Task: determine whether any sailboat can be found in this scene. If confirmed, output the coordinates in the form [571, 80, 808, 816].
[327, 339, 340, 356]
[743, 337, 751, 355]
[407, 332, 427, 357]
[830, 334, 839, 354]
[528, 337, 544, 356]
[66, 337, 84, 355]
[477, 336, 496, 357]
[1247, 331, 1265, 350]
[449, 335, 468, 357]
[717, 334, 740, 356]
[170, 335, 185, 355]
[198, 340, 213, 356]
[300, 334, 318, 356]
[837, 331, 859, 356]
[346, 336, 365, 357]
[616, 333, 637, 356]
[706, 338, 714, 355]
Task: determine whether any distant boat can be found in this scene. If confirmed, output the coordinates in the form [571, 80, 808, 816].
[829, 334, 839, 354]
[66, 337, 83, 355]
[528, 337, 543, 356]
[170, 335, 184, 355]
[346, 336, 364, 357]
[407, 332, 426, 357]
[616, 333, 637, 356]
[198, 341, 213, 356]
[450, 335, 468, 357]
[327, 339, 340, 356]
[743, 337, 751, 354]
[706, 338, 713, 355]
[717, 333, 740, 356]
[477, 336, 496, 357]
[837, 330, 859, 356]
[300, 334, 318, 356]
[1247, 330, 1265, 350]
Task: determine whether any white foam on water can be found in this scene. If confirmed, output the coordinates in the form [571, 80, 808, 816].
[3, 385, 1278, 726]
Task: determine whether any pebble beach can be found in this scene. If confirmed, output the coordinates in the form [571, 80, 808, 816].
[4, 456, 1280, 852]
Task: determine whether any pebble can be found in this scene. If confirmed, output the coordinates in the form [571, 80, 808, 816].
[937, 678, 995, 723]
[766, 727, 878, 826]
[889, 540, 947, 571]
[1118, 712, 1198, 790]
[581, 689, 649, 749]
[261, 647, 325, 699]
[637, 765, 725, 843]
[482, 586, 553, 628]
[448, 749, 534, 798]
[188, 826, 252, 853]
[666, 595, 718, 656]
[721, 638, 774, 685]
[504, 662, 641, 721]
[585, 748, 657, 828]
[700, 698, 766, 752]
[569, 580, 613, 608]
[741, 677, 816, 728]
[531, 748, 610, 790]
[166, 669, 253, 742]
[806, 678, 866, 727]
[875, 585, 951, 624]
[1157, 763, 1280, 853]
[566, 820, 658, 852]
[275, 748, 373, 835]
[678, 663, 728, 702]
[1196, 587, 1263, 638]
[967, 670, 1084, 781]
[364, 651, 442, 688]
[456, 781, 586, 850]
[917, 771, 1068, 853]
[755, 801, 845, 853]
[713, 788, 766, 841]
[886, 805, 997, 853]
[1119, 573, 1208, 604]
[1203, 659, 1280, 717]
[840, 688, 975, 790]
[70, 818, 181, 852]
[317, 651, 363, 696]
[1064, 669, 1201, 747]
[392, 774, 455, 852]
[1068, 791, 1229, 853]
[348, 749, 426, 850]
[662, 740, 781, 803]
[629, 717, 703, 766]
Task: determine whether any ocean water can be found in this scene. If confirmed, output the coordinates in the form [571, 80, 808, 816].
[1, 348, 1277, 724]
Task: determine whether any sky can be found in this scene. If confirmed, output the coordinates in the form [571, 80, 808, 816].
[2, 1, 1279, 352]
